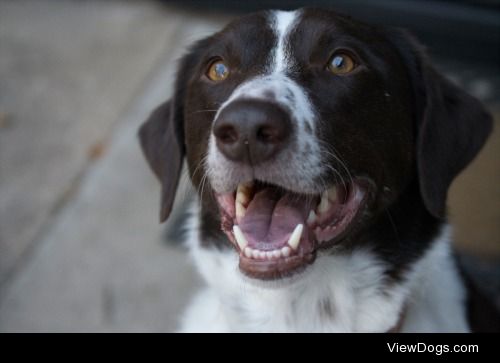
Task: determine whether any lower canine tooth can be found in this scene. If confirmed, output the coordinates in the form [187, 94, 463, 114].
[244, 247, 253, 258]
[281, 246, 291, 257]
[287, 224, 303, 250]
[232, 225, 248, 250]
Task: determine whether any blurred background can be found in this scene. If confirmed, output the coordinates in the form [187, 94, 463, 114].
[0, 0, 498, 332]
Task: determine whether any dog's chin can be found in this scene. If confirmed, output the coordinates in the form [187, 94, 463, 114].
[215, 178, 371, 280]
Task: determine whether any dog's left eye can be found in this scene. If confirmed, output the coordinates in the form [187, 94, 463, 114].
[327, 52, 357, 75]
[206, 60, 229, 82]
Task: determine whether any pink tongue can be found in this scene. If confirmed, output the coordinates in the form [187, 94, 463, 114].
[239, 188, 314, 248]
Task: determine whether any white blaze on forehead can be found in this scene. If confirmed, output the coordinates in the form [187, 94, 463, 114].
[207, 8, 323, 195]
[272, 10, 300, 73]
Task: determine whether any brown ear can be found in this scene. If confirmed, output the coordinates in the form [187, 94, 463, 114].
[385, 30, 493, 218]
[139, 100, 184, 222]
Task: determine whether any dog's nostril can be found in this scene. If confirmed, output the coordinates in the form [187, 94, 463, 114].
[257, 125, 280, 143]
[215, 124, 239, 144]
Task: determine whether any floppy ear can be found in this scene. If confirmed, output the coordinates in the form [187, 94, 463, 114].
[139, 100, 184, 222]
[416, 68, 493, 218]
[138, 37, 211, 222]
[388, 30, 493, 218]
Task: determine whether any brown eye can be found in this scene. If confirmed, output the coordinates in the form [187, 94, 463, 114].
[327, 52, 356, 75]
[207, 60, 229, 81]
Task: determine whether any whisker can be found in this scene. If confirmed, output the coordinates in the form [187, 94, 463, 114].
[319, 159, 348, 194]
[317, 140, 354, 193]
[189, 109, 219, 115]
[191, 153, 208, 181]
[199, 172, 209, 200]
[179, 153, 210, 206]
[195, 156, 209, 197]
[385, 209, 401, 246]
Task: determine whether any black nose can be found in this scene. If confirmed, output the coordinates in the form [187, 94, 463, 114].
[213, 100, 291, 164]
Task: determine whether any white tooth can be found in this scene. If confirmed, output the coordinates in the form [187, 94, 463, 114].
[328, 185, 337, 202]
[307, 210, 317, 225]
[266, 251, 274, 260]
[235, 201, 246, 220]
[252, 249, 260, 259]
[232, 225, 248, 250]
[272, 250, 281, 259]
[236, 182, 253, 205]
[287, 224, 303, 251]
[258, 251, 266, 260]
[281, 246, 291, 257]
[317, 190, 331, 214]
[244, 247, 253, 258]
[314, 227, 325, 243]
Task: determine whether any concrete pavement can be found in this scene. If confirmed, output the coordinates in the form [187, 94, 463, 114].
[0, 0, 228, 332]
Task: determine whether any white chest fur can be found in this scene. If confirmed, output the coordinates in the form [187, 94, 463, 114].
[179, 210, 469, 333]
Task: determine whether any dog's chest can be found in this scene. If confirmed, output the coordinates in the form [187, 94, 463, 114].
[181, 217, 469, 332]
[186, 235, 407, 332]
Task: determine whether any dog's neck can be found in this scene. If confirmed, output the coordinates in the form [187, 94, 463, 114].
[183, 211, 469, 332]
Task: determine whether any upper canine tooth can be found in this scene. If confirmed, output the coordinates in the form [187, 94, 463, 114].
[327, 185, 337, 202]
[236, 183, 253, 206]
[235, 201, 246, 221]
[317, 190, 331, 214]
[307, 210, 317, 225]
[232, 225, 248, 250]
[287, 224, 303, 250]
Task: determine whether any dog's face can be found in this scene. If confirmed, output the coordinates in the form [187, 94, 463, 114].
[140, 9, 491, 281]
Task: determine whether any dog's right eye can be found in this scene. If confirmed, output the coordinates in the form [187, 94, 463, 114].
[206, 60, 229, 82]
[327, 52, 357, 75]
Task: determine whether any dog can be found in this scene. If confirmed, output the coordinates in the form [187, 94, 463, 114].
[139, 8, 497, 332]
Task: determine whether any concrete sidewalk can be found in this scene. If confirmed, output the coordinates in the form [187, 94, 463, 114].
[0, 0, 228, 332]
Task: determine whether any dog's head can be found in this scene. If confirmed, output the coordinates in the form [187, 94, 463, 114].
[139, 8, 492, 280]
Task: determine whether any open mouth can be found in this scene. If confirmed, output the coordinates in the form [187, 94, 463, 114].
[215, 179, 369, 280]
